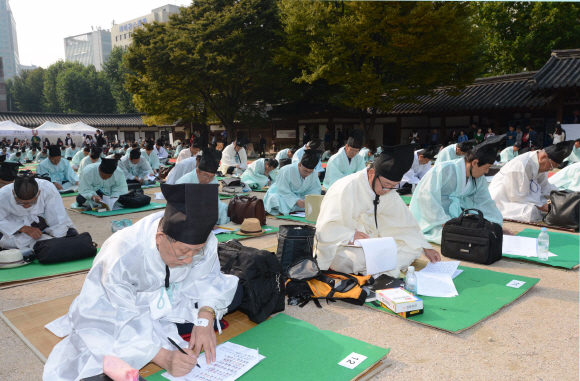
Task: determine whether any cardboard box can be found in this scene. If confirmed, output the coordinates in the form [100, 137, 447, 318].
[376, 288, 423, 313]
[305, 194, 325, 222]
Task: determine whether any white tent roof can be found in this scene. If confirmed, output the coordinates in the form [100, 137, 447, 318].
[34, 121, 98, 136]
[0, 120, 33, 137]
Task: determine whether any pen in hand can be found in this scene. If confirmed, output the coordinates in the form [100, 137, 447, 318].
[167, 337, 201, 368]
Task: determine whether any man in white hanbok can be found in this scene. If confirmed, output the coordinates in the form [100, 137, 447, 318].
[71, 147, 90, 170]
[549, 161, 580, 191]
[0, 175, 76, 249]
[410, 136, 508, 244]
[499, 142, 521, 163]
[435, 140, 475, 166]
[398, 144, 440, 189]
[489, 140, 574, 222]
[43, 183, 241, 380]
[166, 154, 200, 185]
[323, 130, 367, 190]
[36, 145, 79, 191]
[156, 139, 169, 165]
[218, 137, 248, 175]
[142, 142, 161, 173]
[76, 159, 129, 209]
[176, 139, 202, 163]
[315, 144, 440, 277]
[240, 158, 278, 189]
[118, 149, 155, 184]
[264, 150, 322, 215]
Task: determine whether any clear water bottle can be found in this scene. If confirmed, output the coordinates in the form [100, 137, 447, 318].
[405, 266, 417, 296]
[537, 228, 549, 261]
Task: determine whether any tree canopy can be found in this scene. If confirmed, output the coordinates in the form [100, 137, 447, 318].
[102, 47, 138, 114]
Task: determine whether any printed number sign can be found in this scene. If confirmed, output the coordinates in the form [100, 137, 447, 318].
[338, 352, 367, 369]
[506, 280, 526, 289]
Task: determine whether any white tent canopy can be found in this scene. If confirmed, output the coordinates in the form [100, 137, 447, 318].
[34, 121, 99, 136]
[0, 120, 34, 138]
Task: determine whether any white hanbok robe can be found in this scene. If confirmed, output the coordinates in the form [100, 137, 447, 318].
[275, 148, 290, 162]
[240, 159, 275, 189]
[65, 147, 79, 158]
[43, 212, 238, 381]
[176, 148, 194, 163]
[399, 151, 432, 187]
[323, 148, 366, 190]
[176, 172, 230, 225]
[71, 150, 87, 169]
[36, 157, 79, 189]
[292, 145, 324, 173]
[118, 156, 153, 181]
[263, 162, 321, 215]
[435, 144, 461, 166]
[78, 164, 129, 208]
[7, 152, 22, 162]
[166, 156, 197, 185]
[409, 158, 503, 244]
[315, 168, 432, 277]
[156, 146, 168, 159]
[78, 156, 101, 180]
[218, 143, 247, 173]
[563, 146, 580, 164]
[0, 179, 75, 249]
[500, 146, 518, 163]
[549, 161, 580, 191]
[141, 149, 161, 170]
[489, 151, 557, 222]
[173, 144, 182, 158]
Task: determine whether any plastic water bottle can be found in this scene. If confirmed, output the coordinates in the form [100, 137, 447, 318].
[537, 228, 549, 261]
[405, 266, 417, 296]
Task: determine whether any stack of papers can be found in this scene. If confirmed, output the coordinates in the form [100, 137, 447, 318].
[502, 236, 557, 257]
[290, 211, 305, 217]
[351, 237, 397, 276]
[147, 175, 157, 182]
[162, 342, 265, 381]
[155, 192, 165, 200]
[416, 261, 461, 298]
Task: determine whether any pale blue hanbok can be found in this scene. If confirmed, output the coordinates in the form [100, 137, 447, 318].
[26, 150, 38, 161]
[499, 146, 518, 163]
[275, 148, 290, 162]
[563, 146, 580, 164]
[240, 158, 276, 189]
[358, 147, 374, 163]
[141, 149, 160, 170]
[71, 150, 86, 168]
[118, 156, 153, 181]
[36, 157, 79, 189]
[173, 144, 182, 158]
[166, 157, 197, 185]
[35, 152, 48, 163]
[78, 164, 129, 208]
[434, 144, 461, 166]
[549, 162, 580, 191]
[176, 171, 230, 225]
[292, 146, 324, 173]
[7, 152, 22, 162]
[264, 162, 321, 215]
[323, 147, 366, 190]
[65, 147, 79, 158]
[78, 156, 101, 180]
[409, 158, 503, 244]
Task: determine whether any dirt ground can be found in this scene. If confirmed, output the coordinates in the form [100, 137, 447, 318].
[0, 187, 578, 381]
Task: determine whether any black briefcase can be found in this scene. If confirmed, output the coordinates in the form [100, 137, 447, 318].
[441, 209, 503, 265]
[543, 190, 580, 230]
[119, 189, 151, 208]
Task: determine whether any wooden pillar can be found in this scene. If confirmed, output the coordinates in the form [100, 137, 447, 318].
[555, 95, 564, 122]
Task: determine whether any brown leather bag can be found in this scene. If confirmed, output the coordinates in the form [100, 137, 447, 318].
[227, 195, 266, 226]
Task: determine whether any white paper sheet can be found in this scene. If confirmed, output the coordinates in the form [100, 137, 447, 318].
[416, 261, 461, 297]
[155, 192, 166, 200]
[502, 235, 538, 257]
[148, 174, 157, 181]
[420, 261, 460, 277]
[212, 228, 233, 235]
[452, 269, 463, 279]
[58, 184, 78, 193]
[291, 211, 305, 217]
[162, 342, 265, 381]
[353, 237, 397, 276]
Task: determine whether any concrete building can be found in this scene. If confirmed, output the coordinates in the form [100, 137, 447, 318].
[112, 4, 180, 49]
[19, 64, 37, 71]
[64, 29, 112, 71]
[0, 0, 19, 80]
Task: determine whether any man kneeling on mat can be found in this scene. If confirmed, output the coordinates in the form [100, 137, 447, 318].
[43, 183, 242, 380]
[76, 158, 129, 210]
[0, 174, 77, 250]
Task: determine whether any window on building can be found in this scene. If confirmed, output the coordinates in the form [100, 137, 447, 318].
[145, 132, 156, 141]
[124, 33, 127, 39]
[115, 36, 118, 41]
[124, 131, 135, 143]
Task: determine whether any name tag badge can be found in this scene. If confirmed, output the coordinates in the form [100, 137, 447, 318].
[150, 287, 172, 320]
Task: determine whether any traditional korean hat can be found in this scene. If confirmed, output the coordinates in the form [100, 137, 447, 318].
[513, 141, 521, 148]
[160, 183, 219, 245]
[14, 174, 39, 200]
[306, 139, 323, 151]
[471, 134, 506, 165]
[373, 144, 416, 182]
[290, 146, 299, 154]
[198, 147, 222, 174]
[457, 139, 476, 152]
[146, 142, 155, 150]
[418, 144, 442, 160]
[192, 138, 203, 148]
[236, 136, 249, 147]
[90, 147, 102, 160]
[99, 158, 117, 175]
[235, 218, 264, 236]
[301, 149, 321, 170]
[130, 148, 141, 160]
[545, 140, 575, 164]
[48, 145, 61, 157]
[347, 129, 365, 149]
[0, 162, 20, 181]
[279, 158, 292, 168]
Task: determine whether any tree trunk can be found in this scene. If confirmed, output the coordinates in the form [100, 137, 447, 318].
[364, 108, 378, 147]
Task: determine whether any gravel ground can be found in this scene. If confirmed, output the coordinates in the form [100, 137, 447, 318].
[0, 189, 578, 381]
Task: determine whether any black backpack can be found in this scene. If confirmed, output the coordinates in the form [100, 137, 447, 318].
[276, 225, 316, 274]
[219, 240, 285, 324]
[441, 209, 503, 265]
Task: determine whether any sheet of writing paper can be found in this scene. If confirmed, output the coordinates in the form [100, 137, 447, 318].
[502, 236, 538, 257]
[291, 211, 306, 217]
[354, 237, 397, 276]
[416, 272, 458, 298]
[419, 261, 460, 277]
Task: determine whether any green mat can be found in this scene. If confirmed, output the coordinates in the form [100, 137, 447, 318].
[273, 214, 315, 224]
[502, 228, 580, 269]
[219, 193, 249, 200]
[251, 187, 268, 192]
[216, 226, 279, 242]
[401, 195, 411, 205]
[142, 182, 161, 189]
[60, 191, 79, 198]
[365, 266, 539, 333]
[70, 202, 166, 216]
[0, 253, 97, 284]
[146, 314, 389, 381]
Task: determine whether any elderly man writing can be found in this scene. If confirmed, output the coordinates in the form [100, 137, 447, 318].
[264, 150, 322, 215]
[76, 159, 129, 209]
[315, 144, 439, 277]
[240, 158, 279, 189]
[218, 137, 248, 175]
[118, 148, 155, 184]
[43, 183, 240, 380]
[435, 139, 476, 165]
[489, 140, 574, 222]
[323, 129, 367, 190]
[36, 145, 79, 191]
[0, 175, 76, 250]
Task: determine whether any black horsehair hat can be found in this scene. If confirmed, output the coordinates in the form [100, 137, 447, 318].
[160, 183, 219, 245]
[545, 140, 575, 164]
[457, 139, 476, 152]
[346, 129, 365, 149]
[418, 144, 442, 160]
[0, 162, 20, 181]
[99, 158, 117, 175]
[471, 134, 506, 165]
[373, 144, 416, 182]
[48, 145, 61, 157]
[198, 147, 222, 173]
[301, 149, 321, 170]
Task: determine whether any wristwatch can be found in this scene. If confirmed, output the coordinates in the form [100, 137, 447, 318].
[199, 306, 216, 320]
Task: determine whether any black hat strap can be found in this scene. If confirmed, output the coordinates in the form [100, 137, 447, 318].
[372, 174, 380, 229]
[165, 265, 170, 289]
